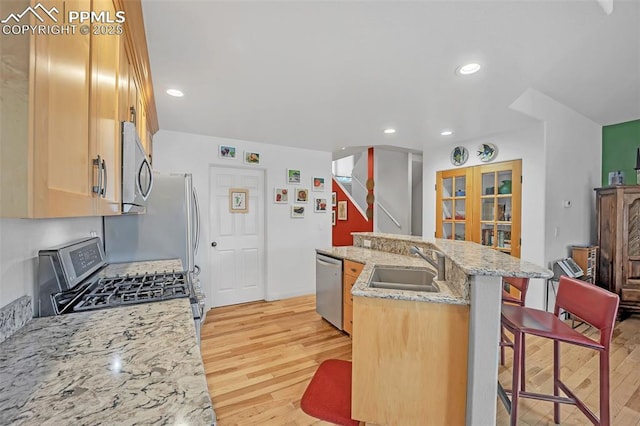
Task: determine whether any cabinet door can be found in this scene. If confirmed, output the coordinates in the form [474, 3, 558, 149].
[473, 160, 522, 258]
[622, 192, 640, 302]
[32, 0, 93, 217]
[435, 168, 473, 241]
[91, 0, 122, 215]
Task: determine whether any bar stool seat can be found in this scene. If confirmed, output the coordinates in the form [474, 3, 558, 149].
[502, 304, 606, 350]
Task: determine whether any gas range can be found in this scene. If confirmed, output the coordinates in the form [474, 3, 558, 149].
[37, 238, 205, 344]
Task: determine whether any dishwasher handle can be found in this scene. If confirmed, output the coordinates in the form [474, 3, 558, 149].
[316, 254, 343, 267]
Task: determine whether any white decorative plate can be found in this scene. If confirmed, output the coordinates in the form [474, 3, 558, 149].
[450, 146, 469, 166]
[477, 143, 498, 162]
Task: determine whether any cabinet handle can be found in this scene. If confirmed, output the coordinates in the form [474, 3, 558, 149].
[92, 155, 102, 195]
[350, 268, 357, 273]
[130, 106, 136, 125]
[101, 158, 107, 198]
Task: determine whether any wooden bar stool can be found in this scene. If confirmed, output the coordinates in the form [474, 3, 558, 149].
[498, 275, 619, 425]
[500, 277, 530, 365]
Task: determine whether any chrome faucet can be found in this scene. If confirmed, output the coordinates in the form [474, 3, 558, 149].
[410, 246, 446, 281]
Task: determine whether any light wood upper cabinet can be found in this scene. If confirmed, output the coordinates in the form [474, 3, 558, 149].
[1, 0, 94, 218]
[436, 159, 522, 258]
[91, 0, 122, 216]
[0, 0, 158, 218]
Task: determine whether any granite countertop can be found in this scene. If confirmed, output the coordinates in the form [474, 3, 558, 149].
[99, 258, 185, 277]
[352, 232, 553, 279]
[317, 247, 467, 305]
[0, 298, 215, 425]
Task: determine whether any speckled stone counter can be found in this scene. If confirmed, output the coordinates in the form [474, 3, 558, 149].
[316, 246, 466, 304]
[100, 258, 184, 277]
[0, 296, 32, 344]
[0, 298, 215, 425]
[352, 232, 552, 279]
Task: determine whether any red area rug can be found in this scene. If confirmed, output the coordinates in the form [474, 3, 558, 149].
[300, 359, 359, 426]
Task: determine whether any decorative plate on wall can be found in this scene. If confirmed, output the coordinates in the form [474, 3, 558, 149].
[477, 143, 498, 162]
[450, 146, 469, 166]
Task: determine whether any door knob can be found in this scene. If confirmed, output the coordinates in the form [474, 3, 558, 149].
[211, 242, 218, 247]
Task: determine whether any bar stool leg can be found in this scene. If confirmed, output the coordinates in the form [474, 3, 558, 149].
[510, 330, 523, 426]
[600, 351, 610, 426]
[521, 334, 526, 392]
[553, 340, 561, 424]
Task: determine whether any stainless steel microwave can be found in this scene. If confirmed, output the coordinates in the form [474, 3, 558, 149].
[121, 121, 153, 213]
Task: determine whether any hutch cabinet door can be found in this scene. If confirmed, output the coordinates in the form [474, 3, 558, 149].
[621, 192, 640, 304]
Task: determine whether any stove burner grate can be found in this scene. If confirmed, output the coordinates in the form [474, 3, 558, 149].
[73, 270, 190, 312]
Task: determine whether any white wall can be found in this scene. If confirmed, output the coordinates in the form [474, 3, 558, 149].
[152, 130, 332, 308]
[511, 89, 602, 266]
[0, 217, 102, 309]
[423, 123, 547, 308]
[375, 149, 411, 234]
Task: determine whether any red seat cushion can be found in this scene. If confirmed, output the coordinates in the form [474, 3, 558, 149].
[300, 359, 359, 426]
[502, 305, 605, 351]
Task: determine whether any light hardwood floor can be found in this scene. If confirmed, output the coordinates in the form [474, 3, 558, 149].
[201, 295, 640, 425]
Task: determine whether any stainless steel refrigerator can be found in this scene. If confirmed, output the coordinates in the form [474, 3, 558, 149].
[103, 172, 201, 273]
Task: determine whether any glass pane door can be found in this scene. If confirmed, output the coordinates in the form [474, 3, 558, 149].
[479, 170, 513, 254]
[439, 173, 468, 240]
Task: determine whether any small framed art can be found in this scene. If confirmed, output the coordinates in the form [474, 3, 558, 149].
[312, 177, 325, 191]
[332, 210, 336, 226]
[291, 205, 305, 218]
[229, 188, 248, 213]
[332, 192, 337, 207]
[274, 188, 288, 203]
[314, 198, 328, 212]
[296, 188, 309, 202]
[244, 152, 260, 165]
[337, 200, 347, 220]
[287, 169, 301, 184]
[219, 145, 237, 159]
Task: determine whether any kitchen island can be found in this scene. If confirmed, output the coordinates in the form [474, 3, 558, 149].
[0, 258, 215, 426]
[319, 233, 552, 426]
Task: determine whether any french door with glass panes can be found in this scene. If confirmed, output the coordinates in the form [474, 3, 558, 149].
[435, 168, 473, 242]
[473, 160, 521, 258]
[435, 159, 522, 258]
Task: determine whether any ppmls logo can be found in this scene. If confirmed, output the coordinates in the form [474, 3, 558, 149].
[1, 3, 59, 24]
[2, 2, 125, 35]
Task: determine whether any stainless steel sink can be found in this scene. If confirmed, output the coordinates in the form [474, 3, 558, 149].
[368, 266, 439, 292]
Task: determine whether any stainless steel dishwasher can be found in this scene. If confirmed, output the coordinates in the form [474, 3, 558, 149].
[315, 253, 343, 330]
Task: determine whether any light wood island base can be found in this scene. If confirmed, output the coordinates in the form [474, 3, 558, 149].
[352, 296, 469, 426]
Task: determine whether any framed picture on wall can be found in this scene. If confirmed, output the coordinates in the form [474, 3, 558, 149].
[337, 201, 347, 220]
[296, 188, 309, 202]
[312, 177, 325, 191]
[219, 145, 237, 159]
[332, 210, 336, 226]
[229, 188, 248, 213]
[332, 192, 337, 207]
[244, 152, 260, 165]
[314, 198, 328, 212]
[287, 168, 301, 184]
[291, 205, 305, 218]
[274, 188, 288, 204]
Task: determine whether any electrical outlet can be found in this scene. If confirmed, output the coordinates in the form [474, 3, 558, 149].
[90, 230, 97, 238]
[363, 239, 372, 248]
[563, 200, 572, 208]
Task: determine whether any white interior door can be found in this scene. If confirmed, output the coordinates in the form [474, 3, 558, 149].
[209, 166, 265, 307]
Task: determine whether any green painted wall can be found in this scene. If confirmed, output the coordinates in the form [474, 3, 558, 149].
[602, 119, 640, 186]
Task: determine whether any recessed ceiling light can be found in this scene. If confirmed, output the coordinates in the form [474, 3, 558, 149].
[341, 147, 346, 150]
[441, 130, 454, 136]
[383, 128, 396, 134]
[166, 89, 184, 97]
[456, 63, 481, 75]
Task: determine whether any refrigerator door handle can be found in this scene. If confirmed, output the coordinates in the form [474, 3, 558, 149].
[193, 187, 201, 255]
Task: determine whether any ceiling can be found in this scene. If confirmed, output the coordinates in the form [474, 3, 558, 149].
[141, 0, 640, 154]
